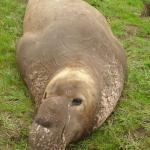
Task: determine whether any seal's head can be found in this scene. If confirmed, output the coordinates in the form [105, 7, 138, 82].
[28, 67, 98, 150]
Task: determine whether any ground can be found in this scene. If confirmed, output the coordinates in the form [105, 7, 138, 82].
[0, 0, 150, 150]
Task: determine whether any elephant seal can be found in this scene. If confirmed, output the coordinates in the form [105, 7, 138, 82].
[16, 0, 127, 149]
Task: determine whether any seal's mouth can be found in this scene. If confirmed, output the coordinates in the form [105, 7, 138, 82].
[28, 122, 67, 150]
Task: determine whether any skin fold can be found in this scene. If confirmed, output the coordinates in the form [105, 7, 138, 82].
[16, 0, 127, 149]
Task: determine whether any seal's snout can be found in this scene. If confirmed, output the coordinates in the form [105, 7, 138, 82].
[28, 96, 68, 150]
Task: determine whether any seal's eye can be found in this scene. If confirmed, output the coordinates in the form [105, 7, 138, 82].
[72, 98, 83, 106]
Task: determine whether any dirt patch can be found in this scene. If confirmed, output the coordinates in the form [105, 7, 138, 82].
[119, 25, 138, 40]
[126, 25, 138, 37]
[135, 127, 147, 136]
[133, 126, 149, 139]
[124, 126, 150, 142]
[141, 2, 150, 17]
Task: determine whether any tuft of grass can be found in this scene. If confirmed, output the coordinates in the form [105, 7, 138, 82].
[0, 0, 150, 149]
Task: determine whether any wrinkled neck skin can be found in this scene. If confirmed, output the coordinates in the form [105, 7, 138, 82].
[28, 67, 98, 150]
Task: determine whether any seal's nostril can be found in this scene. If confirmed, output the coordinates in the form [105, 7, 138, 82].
[35, 118, 52, 128]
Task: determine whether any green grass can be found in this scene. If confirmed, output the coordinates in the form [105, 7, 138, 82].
[0, 0, 150, 149]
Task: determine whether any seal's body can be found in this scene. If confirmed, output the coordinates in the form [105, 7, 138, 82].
[16, 0, 127, 149]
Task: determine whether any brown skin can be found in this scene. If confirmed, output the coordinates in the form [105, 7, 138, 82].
[16, 0, 127, 149]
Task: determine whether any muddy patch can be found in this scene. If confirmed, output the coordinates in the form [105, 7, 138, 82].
[119, 25, 138, 40]
[133, 126, 149, 139]
[125, 25, 138, 37]
[141, 2, 150, 17]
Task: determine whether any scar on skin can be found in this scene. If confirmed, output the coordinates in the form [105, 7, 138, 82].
[36, 125, 41, 131]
